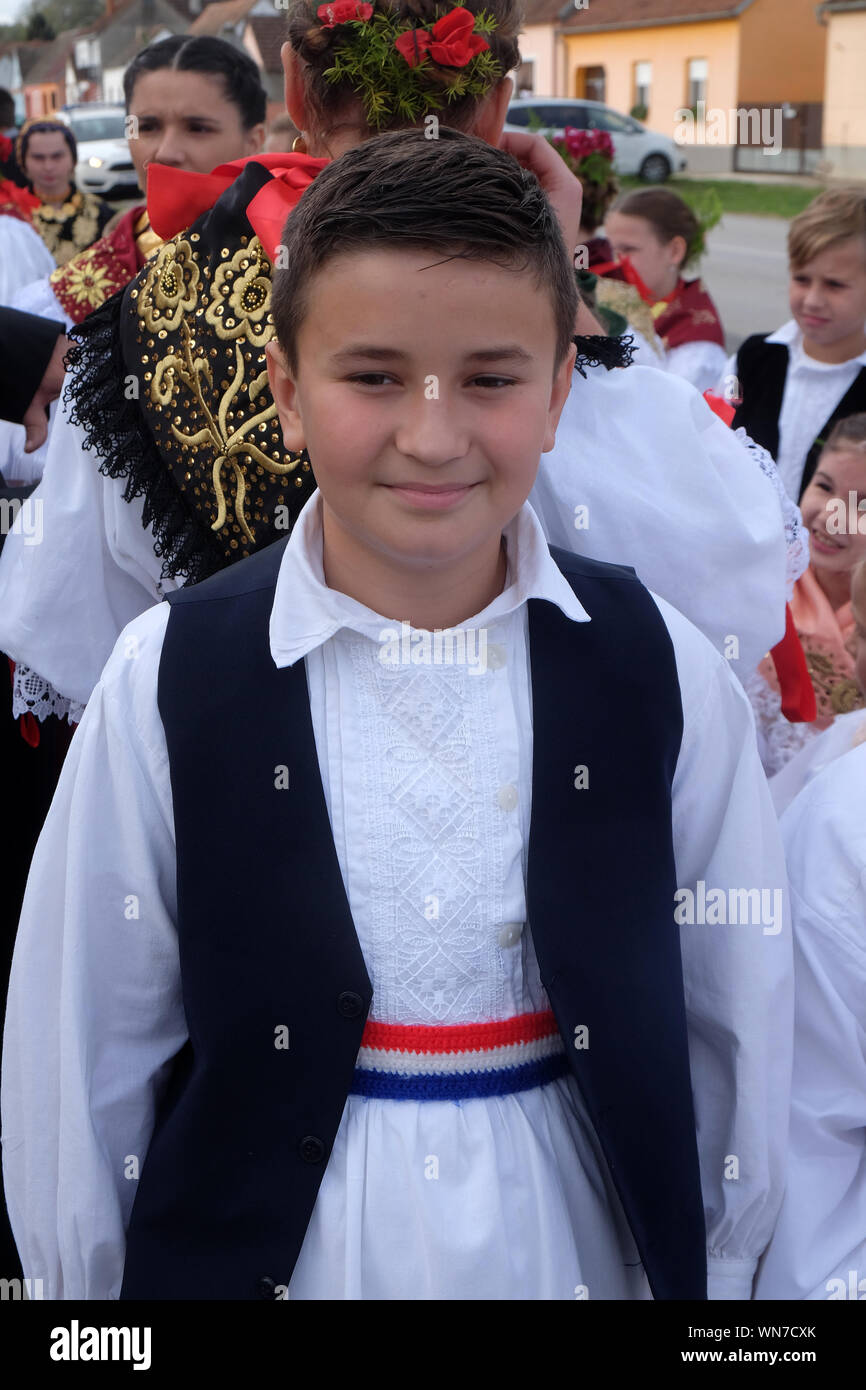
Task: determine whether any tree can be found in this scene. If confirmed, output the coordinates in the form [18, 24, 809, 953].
[26, 11, 55, 38]
[22, 0, 104, 38]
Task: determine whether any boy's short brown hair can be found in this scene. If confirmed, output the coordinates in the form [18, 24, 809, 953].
[271, 127, 578, 372]
[788, 187, 866, 270]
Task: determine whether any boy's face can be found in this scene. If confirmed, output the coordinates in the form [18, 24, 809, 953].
[267, 247, 575, 599]
[789, 237, 866, 349]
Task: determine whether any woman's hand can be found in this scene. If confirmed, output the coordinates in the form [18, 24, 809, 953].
[498, 129, 583, 263]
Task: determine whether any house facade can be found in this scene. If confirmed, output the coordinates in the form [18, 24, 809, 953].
[818, 0, 866, 178]
[520, 0, 828, 174]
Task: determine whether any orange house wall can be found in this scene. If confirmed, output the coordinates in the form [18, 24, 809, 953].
[563, 21, 739, 143]
[737, 0, 827, 104]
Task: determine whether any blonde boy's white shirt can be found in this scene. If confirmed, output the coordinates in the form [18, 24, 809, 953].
[721, 320, 866, 502]
[1, 493, 793, 1301]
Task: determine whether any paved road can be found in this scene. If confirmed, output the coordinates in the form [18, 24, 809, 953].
[701, 212, 791, 354]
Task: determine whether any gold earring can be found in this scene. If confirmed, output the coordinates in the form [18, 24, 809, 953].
[292, 134, 307, 154]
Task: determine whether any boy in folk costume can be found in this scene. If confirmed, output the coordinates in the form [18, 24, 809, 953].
[728, 187, 866, 503]
[3, 130, 792, 1301]
[0, 0, 794, 727]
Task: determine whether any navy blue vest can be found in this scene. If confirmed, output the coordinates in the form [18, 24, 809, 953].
[120, 537, 707, 1301]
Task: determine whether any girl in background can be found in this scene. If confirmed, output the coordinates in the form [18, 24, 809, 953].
[602, 185, 726, 392]
[747, 414, 866, 776]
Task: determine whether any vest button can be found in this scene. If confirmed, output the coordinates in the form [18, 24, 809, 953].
[337, 990, 363, 1018]
[299, 1134, 326, 1163]
[257, 1275, 277, 1300]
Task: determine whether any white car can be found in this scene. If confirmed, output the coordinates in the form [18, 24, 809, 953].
[59, 105, 140, 199]
[505, 98, 687, 183]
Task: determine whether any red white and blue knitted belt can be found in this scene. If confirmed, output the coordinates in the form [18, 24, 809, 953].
[349, 1009, 568, 1102]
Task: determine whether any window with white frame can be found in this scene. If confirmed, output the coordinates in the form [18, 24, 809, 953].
[687, 58, 707, 109]
[634, 61, 651, 114]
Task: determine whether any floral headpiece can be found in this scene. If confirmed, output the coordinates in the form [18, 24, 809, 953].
[314, 3, 501, 129]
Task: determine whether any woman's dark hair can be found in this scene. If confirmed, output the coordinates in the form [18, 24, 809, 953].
[123, 35, 267, 129]
[611, 186, 700, 267]
[272, 126, 576, 371]
[286, 0, 521, 135]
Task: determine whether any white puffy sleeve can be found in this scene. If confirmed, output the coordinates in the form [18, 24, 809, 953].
[754, 742, 866, 1300]
[664, 339, 728, 394]
[1, 602, 185, 1300]
[531, 363, 789, 673]
[658, 596, 794, 1300]
[0, 218, 55, 305]
[0, 392, 176, 712]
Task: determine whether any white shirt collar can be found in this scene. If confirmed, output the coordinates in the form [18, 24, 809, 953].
[766, 319, 866, 368]
[269, 491, 590, 668]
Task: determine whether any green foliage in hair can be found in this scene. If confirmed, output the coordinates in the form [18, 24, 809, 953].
[323, 6, 501, 129]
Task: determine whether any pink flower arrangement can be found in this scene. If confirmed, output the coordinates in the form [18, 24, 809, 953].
[552, 127, 615, 164]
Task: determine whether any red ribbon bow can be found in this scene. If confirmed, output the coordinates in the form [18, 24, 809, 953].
[146, 152, 330, 264]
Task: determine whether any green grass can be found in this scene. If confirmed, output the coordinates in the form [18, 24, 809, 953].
[618, 175, 820, 219]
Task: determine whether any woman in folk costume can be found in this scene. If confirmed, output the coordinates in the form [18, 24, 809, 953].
[0, 37, 269, 490]
[11, 118, 113, 268]
[3, 124, 793, 1302]
[746, 415, 866, 777]
[0, 0, 797, 725]
[16, 36, 267, 332]
[600, 186, 727, 393]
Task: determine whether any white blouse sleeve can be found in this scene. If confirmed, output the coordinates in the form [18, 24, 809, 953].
[664, 339, 729, 394]
[658, 596, 794, 1300]
[0, 219, 55, 304]
[530, 363, 788, 674]
[10, 272, 74, 330]
[754, 742, 866, 1300]
[0, 392, 176, 711]
[1, 602, 185, 1300]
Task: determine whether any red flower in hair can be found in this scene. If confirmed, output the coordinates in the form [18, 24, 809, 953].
[394, 7, 488, 68]
[317, 1, 373, 27]
[0, 133, 11, 163]
[394, 27, 432, 66]
[428, 7, 489, 65]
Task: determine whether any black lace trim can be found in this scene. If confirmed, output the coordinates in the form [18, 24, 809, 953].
[63, 289, 227, 586]
[572, 333, 636, 378]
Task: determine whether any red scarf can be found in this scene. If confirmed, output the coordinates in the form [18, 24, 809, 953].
[146, 152, 329, 263]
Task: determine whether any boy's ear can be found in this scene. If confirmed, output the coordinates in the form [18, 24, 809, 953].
[265, 339, 305, 452]
[541, 341, 577, 454]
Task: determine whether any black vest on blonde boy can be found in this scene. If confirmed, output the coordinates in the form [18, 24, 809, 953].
[119, 537, 705, 1301]
[733, 332, 866, 498]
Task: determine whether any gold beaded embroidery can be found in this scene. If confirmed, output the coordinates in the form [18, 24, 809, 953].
[132, 223, 309, 563]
